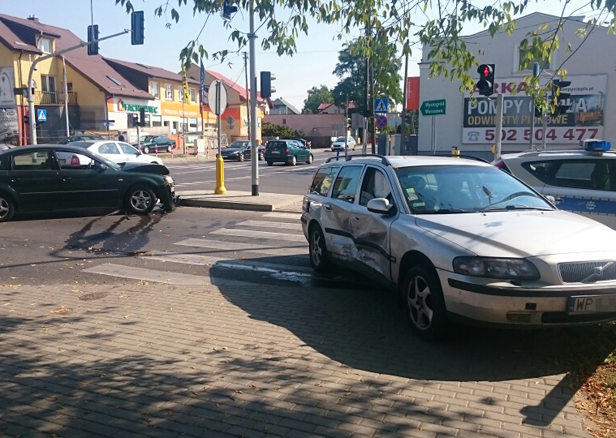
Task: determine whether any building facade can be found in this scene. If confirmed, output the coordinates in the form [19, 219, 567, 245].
[418, 13, 616, 157]
[271, 98, 300, 115]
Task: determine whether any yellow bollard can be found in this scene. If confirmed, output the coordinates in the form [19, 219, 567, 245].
[215, 154, 227, 194]
[451, 146, 460, 158]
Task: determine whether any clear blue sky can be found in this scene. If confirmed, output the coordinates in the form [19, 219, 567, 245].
[3, 0, 600, 111]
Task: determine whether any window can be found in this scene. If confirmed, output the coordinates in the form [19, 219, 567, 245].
[12, 151, 52, 170]
[190, 88, 196, 103]
[517, 46, 550, 72]
[332, 166, 363, 203]
[98, 143, 120, 155]
[178, 86, 184, 102]
[310, 167, 339, 197]
[523, 159, 616, 191]
[150, 82, 159, 99]
[165, 84, 173, 100]
[41, 75, 56, 93]
[67, 82, 73, 92]
[37, 37, 52, 53]
[359, 167, 392, 206]
[119, 142, 139, 155]
[58, 153, 94, 170]
[107, 76, 123, 87]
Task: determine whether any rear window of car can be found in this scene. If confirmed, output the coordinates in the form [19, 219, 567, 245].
[310, 166, 339, 196]
[267, 141, 288, 151]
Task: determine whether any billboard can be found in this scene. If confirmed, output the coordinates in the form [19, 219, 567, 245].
[406, 77, 420, 111]
[0, 67, 18, 142]
[462, 75, 607, 144]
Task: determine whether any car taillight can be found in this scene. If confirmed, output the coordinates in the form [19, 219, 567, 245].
[71, 155, 80, 166]
[494, 159, 505, 168]
[285, 149, 290, 155]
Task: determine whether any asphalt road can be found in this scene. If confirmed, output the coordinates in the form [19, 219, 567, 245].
[165, 149, 335, 195]
[0, 206, 374, 291]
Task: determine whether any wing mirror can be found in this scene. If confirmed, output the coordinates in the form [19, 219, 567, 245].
[367, 198, 395, 215]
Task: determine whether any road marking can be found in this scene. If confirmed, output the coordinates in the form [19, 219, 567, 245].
[211, 228, 306, 242]
[264, 212, 302, 220]
[82, 263, 243, 286]
[147, 252, 312, 274]
[236, 220, 302, 231]
[175, 238, 306, 256]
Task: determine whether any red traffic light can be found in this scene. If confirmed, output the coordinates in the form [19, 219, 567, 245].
[482, 66, 490, 77]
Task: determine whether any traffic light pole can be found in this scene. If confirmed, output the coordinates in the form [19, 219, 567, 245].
[249, 0, 259, 196]
[528, 96, 536, 150]
[494, 93, 504, 160]
[26, 29, 129, 144]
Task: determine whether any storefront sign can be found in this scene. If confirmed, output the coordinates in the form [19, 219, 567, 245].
[462, 75, 607, 144]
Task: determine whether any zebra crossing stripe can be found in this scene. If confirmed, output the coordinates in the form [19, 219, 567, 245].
[263, 212, 302, 220]
[211, 228, 306, 242]
[235, 220, 302, 231]
[175, 238, 306, 257]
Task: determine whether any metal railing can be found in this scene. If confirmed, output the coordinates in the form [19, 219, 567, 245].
[35, 91, 77, 106]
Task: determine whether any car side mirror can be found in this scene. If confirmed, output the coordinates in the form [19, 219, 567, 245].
[367, 198, 394, 215]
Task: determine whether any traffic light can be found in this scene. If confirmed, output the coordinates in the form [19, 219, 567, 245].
[131, 11, 145, 45]
[260, 71, 276, 98]
[476, 63, 495, 97]
[222, 1, 238, 21]
[139, 108, 146, 126]
[87, 25, 99, 56]
[551, 79, 572, 116]
[131, 113, 139, 127]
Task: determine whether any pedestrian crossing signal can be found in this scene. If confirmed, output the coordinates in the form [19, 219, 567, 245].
[476, 64, 495, 97]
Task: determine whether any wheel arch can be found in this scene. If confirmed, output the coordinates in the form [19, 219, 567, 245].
[397, 250, 435, 290]
[0, 188, 20, 212]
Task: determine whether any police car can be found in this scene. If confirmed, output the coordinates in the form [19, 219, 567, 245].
[493, 140, 616, 228]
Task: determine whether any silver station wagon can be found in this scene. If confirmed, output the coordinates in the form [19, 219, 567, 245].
[301, 154, 616, 340]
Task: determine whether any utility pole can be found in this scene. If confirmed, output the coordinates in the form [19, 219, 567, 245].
[249, 0, 259, 196]
[344, 95, 349, 159]
[370, 62, 376, 154]
[401, 53, 409, 153]
[243, 51, 251, 141]
[363, 17, 370, 154]
[494, 93, 504, 160]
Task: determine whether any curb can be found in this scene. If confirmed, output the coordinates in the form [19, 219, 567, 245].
[179, 198, 275, 212]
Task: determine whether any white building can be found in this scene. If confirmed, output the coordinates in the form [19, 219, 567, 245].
[418, 13, 616, 158]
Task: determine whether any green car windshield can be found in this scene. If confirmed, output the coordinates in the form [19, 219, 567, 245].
[395, 165, 554, 214]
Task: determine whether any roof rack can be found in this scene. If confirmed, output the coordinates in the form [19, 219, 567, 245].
[325, 154, 391, 165]
[431, 154, 490, 163]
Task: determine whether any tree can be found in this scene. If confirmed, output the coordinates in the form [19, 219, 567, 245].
[262, 122, 305, 139]
[115, 0, 616, 103]
[332, 38, 402, 108]
[302, 85, 333, 114]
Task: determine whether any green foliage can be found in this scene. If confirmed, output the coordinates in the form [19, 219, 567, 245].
[262, 122, 305, 139]
[332, 37, 402, 108]
[115, 0, 616, 102]
[303, 85, 334, 114]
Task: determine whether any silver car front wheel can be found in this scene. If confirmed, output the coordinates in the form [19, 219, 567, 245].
[402, 264, 448, 340]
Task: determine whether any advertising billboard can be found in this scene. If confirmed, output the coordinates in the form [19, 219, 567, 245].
[462, 75, 606, 144]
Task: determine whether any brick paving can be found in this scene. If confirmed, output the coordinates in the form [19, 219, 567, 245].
[0, 281, 596, 437]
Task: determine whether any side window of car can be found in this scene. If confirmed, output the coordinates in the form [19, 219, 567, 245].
[527, 159, 613, 191]
[331, 166, 363, 203]
[119, 142, 138, 154]
[310, 167, 339, 197]
[11, 151, 52, 171]
[99, 142, 120, 154]
[57, 153, 94, 170]
[359, 167, 393, 206]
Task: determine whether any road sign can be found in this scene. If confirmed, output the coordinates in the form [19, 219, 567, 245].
[102, 120, 115, 126]
[208, 80, 228, 115]
[36, 109, 47, 122]
[420, 99, 446, 116]
[374, 98, 388, 114]
[376, 115, 388, 129]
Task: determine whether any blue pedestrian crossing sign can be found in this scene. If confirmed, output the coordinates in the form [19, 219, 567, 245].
[374, 98, 388, 114]
[36, 109, 47, 122]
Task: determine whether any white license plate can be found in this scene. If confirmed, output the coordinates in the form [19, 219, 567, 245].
[270, 150, 280, 154]
[568, 294, 616, 313]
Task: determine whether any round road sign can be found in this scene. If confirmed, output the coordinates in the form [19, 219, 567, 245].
[376, 115, 388, 129]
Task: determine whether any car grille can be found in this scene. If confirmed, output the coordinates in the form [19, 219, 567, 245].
[558, 261, 616, 283]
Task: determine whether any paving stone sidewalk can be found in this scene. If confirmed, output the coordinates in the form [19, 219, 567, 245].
[0, 280, 595, 437]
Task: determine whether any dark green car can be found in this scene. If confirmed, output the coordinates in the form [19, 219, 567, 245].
[0, 145, 177, 222]
[264, 140, 314, 166]
[135, 135, 176, 154]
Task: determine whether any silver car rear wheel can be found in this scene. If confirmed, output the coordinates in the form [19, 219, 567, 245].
[309, 224, 332, 273]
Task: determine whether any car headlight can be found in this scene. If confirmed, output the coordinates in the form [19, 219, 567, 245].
[453, 257, 539, 280]
[163, 175, 174, 185]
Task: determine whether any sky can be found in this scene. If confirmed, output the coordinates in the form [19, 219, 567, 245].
[2, 0, 604, 111]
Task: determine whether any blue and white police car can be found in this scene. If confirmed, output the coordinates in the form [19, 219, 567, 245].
[494, 140, 616, 228]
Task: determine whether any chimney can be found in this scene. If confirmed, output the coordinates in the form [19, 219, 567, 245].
[27, 15, 39, 22]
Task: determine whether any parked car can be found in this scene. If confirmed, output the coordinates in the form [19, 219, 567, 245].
[264, 140, 314, 166]
[493, 141, 616, 228]
[135, 135, 176, 154]
[331, 136, 356, 152]
[57, 134, 105, 144]
[0, 143, 15, 152]
[69, 140, 163, 166]
[220, 140, 264, 161]
[302, 154, 616, 340]
[0, 145, 176, 222]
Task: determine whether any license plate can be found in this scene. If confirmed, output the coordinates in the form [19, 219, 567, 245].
[568, 294, 616, 313]
[270, 150, 280, 154]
